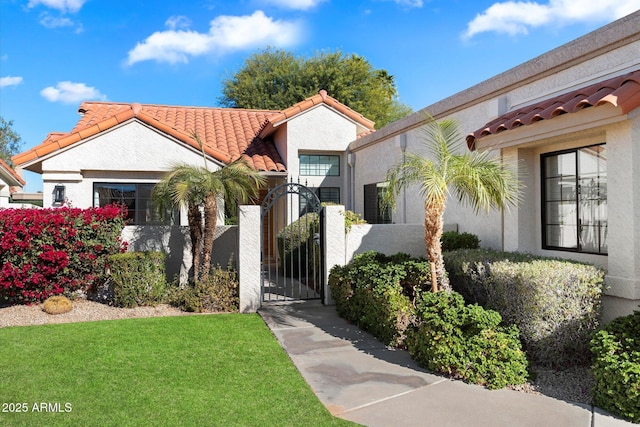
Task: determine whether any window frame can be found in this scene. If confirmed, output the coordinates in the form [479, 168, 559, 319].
[93, 182, 177, 226]
[299, 186, 340, 215]
[540, 143, 607, 255]
[299, 154, 340, 176]
[363, 182, 391, 224]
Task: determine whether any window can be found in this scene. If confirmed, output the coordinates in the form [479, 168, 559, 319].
[364, 183, 391, 224]
[299, 187, 340, 215]
[299, 154, 340, 176]
[542, 144, 607, 254]
[93, 183, 176, 225]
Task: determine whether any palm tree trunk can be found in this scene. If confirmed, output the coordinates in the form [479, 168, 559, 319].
[201, 193, 218, 279]
[187, 202, 203, 282]
[424, 200, 450, 291]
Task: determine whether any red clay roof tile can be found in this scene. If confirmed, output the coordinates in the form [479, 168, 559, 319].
[13, 90, 375, 173]
[466, 69, 640, 150]
[0, 158, 26, 186]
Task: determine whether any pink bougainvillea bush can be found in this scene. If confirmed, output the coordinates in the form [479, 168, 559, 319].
[0, 205, 127, 304]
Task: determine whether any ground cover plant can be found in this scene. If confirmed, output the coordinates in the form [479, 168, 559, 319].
[0, 315, 353, 427]
[0, 206, 126, 304]
[406, 290, 528, 390]
[590, 310, 640, 423]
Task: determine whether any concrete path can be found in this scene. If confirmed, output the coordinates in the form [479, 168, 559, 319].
[258, 300, 634, 427]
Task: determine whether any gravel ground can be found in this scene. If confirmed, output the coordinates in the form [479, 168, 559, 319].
[0, 299, 594, 405]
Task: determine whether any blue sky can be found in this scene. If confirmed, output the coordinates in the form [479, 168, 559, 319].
[1, 0, 638, 191]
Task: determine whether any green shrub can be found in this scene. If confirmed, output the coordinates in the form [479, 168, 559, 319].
[277, 212, 319, 276]
[109, 252, 167, 308]
[406, 291, 528, 389]
[169, 266, 239, 313]
[441, 231, 480, 252]
[329, 251, 429, 346]
[590, 310, 640, 423]
[444, 249, 605, 368]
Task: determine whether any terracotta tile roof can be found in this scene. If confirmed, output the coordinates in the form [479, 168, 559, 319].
[466, 69, 640, 150]
[0, 158, 25, 187]
[13, 90, 375, 172]
[12, 102, 287, 172]
[258, 90, 376, 139]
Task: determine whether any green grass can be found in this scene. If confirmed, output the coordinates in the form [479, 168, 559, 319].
[0, 314, 356, 427]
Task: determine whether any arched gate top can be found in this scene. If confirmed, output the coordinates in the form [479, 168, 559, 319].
[261, 181, 321, 217]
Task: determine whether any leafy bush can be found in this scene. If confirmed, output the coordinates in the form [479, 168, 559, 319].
[277, 212, 319, 276]
[277, 206, 367, 276]
[406, 291, 528, 389]
[329, 251, 429, 346]
[109, 252, 167, 308]
[441, 231, 480, 252]
[444, 249, 605, 368]
[0, 206, 127, 304]
[590, 310, 640, 423]
[169, 266, 239, 313]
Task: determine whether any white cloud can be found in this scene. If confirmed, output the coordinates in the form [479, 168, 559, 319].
[393, 0, 424, 7]
[260, 0, 326, 9]
[27, 0, 87, 13]
[0, 76, 24, 88]
[39, 13, 74, 28]
[165, 15, 192, 30]
[126, 10, 302, 66]
[40, 81, 106, 104]
[463, 0, 640, 39]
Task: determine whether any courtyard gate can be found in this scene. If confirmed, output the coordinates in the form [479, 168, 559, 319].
[261, 181, 323, 302]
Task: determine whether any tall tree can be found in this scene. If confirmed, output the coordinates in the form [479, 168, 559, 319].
[219, 48, 413, 128]
[0, 116, 23, 166]
[153, 156, 266, 282]
[383, 116, 521, 291]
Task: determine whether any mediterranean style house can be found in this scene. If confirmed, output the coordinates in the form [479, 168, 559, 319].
[349, 11, 640, 321]
[12, 90, 374, 225]
[11, 10, 640, 319]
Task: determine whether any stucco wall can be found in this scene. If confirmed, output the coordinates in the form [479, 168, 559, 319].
[122, 225, 238, 284]
[40, 121, 223, 209]
[350, 117, 504, 251]
[345, 223, 459, 263]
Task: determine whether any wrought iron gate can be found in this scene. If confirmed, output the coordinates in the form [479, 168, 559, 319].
[261, 181, 323, 302]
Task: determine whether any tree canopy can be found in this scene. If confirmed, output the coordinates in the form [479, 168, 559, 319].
[0, 116, 23, 166]
[219, 48, 413, 129]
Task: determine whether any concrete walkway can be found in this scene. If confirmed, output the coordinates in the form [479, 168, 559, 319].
[258, 300, 634, 427]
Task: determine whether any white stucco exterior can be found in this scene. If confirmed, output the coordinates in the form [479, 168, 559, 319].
[348, 11, 640, 321]
[37, 121, 224, 215]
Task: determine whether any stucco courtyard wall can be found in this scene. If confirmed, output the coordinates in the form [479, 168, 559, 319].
[121, 225, 238, 284]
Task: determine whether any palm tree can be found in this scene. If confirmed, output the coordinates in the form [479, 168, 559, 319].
[383, 115, 520, 291]
[153, 158, 266, 282]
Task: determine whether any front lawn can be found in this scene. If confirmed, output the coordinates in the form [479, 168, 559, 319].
[0, 314, 355, 426]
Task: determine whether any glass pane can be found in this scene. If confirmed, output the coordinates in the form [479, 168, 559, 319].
[580, 225, 600, 253]
[546, 224, 577, 249]
[546, 176, 576, 201]
[317, 187, 340, 204]
[299, 155, 340, 176]
[546, 201, 577, 226]
[545, 152, 575, 177]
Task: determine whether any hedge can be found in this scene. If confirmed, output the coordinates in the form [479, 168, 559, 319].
[590, 310, 640, 423]
[0, 205, 127, 304]
[444, 249, 605, 368]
